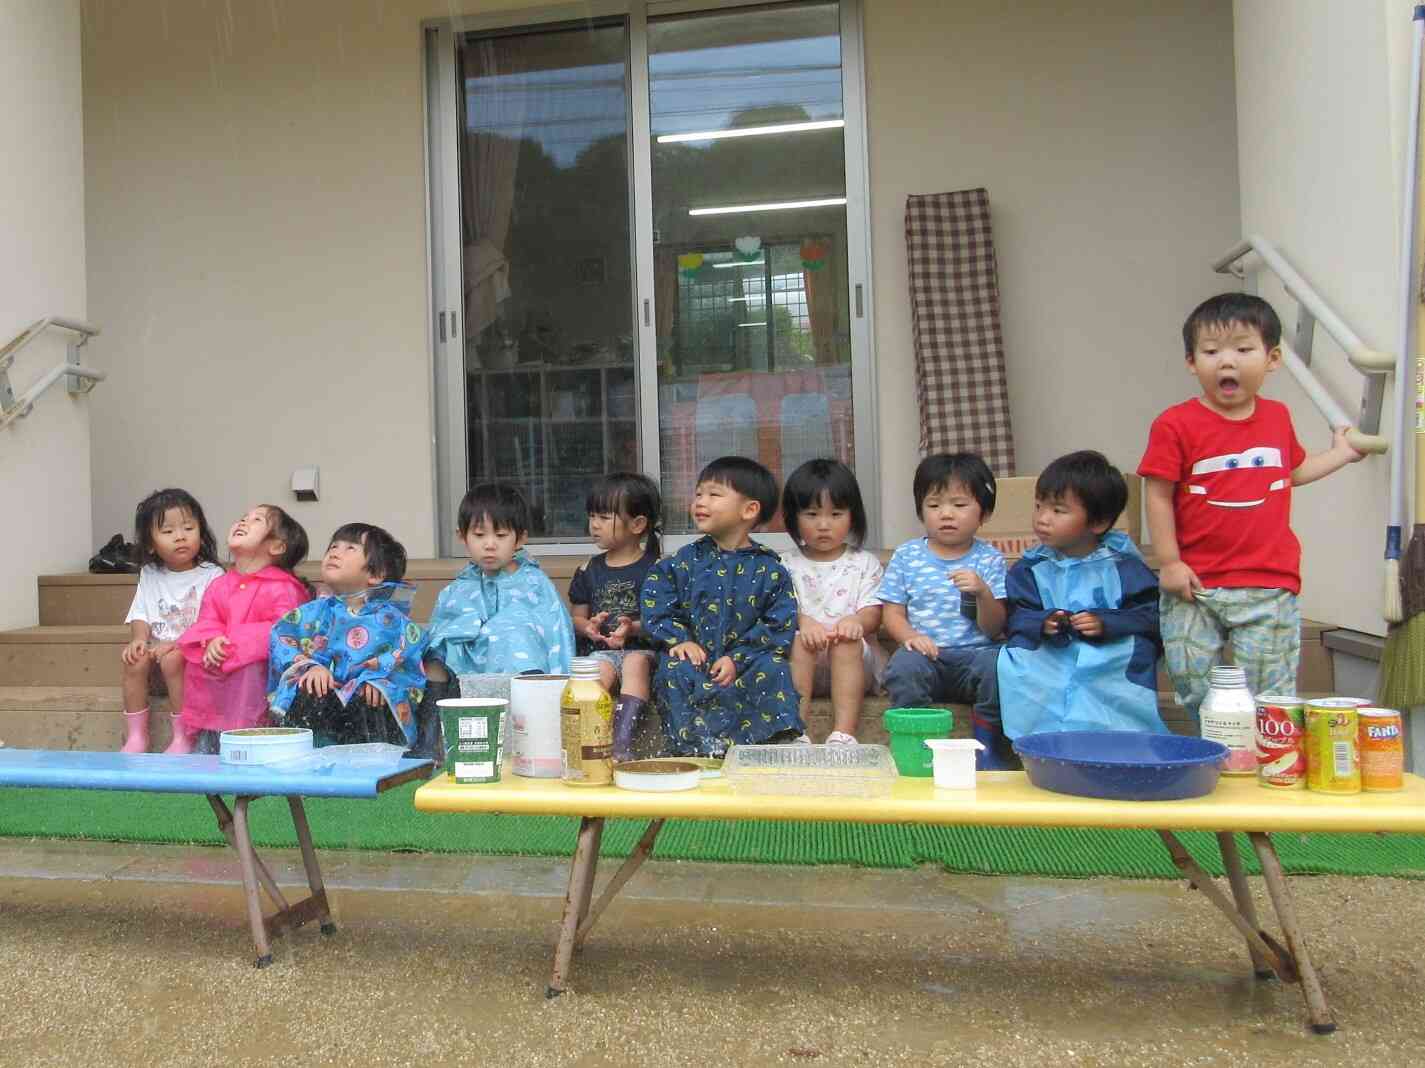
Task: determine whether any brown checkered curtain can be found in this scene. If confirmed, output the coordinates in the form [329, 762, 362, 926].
[905, 188, 1016, 474]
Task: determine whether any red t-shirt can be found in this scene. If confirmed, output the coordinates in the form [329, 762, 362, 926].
[1138, 398, 1306, 593]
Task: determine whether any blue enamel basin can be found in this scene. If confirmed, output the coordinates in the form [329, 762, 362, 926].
[1013, 731, 1230, 801]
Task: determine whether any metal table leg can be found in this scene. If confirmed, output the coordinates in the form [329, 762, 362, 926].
[229, 796, 274, 967]
[547, 817, 603, 998]
[1249, 832, 1337, 1034]
[575, 819, 666, 951]
[1216, 832, 1274, 979]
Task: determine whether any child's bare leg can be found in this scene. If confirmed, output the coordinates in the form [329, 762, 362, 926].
[620, 652, 652, 701]
[120, 649, 153, 714]
[424, 658, 450, 684]
[597, 659, 619, 695]
[157, 647, 186, 714]
[789, 640, 817, 714]
[828, 639, 866, 738]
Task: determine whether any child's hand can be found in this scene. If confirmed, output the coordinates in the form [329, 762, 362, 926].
[1332, 426, 1366, 464]
[121, 638, 150, 667]
[799, 618, 831, 652]
[1069, 612, 1103, 638]
[831, 616, 864, 643]
[580, 613, 611, 646]
[708, 655, 736, 686]
[904, 633, 939, 658]
[202, 635, 231, 670]
[1159, 561, 1203, 602]
[670, 641, 707, 666]
[361, 683, 385, 707]
[948, 569, 987, 597]
[605, 616, 634, 650]
[300, 664, 334, 696]
[149, 640, 175, 660]
[1043, 611, 1070, 637]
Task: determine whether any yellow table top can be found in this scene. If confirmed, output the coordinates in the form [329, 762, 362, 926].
[414, 765, 1425, 834]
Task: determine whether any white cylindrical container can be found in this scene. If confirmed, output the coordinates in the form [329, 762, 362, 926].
[923, 738, 985, 789]
[508, 674, 567, 778]
[1200, 665, 1257, 776]
[219, 727, 314, 766]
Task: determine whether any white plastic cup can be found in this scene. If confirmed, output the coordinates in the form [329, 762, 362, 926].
[923, 738, 985, 790]
[508, 674, 567, 778]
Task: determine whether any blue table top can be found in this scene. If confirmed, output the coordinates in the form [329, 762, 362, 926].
[0, 749, 433, 798]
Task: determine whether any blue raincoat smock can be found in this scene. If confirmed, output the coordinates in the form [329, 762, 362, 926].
[426, 553, 574, 676]
[997, 531, 1164, 739]
[642, 536, 803, 756]
[267, 582, 429, 744]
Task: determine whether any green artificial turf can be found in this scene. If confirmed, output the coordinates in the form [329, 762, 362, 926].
[1, 783, 1423, 879]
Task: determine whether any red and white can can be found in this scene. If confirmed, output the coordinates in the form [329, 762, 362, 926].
[1255, 694, 1306, 790]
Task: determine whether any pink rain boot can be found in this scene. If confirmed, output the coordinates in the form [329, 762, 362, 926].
[120, 708, 150, 754]
[163, 714, 196, 755]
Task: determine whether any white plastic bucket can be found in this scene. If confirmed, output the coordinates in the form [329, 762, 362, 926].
[923, 738, 984, 790]
[219, 727, 314, 766]
[509, 674, 567, 778]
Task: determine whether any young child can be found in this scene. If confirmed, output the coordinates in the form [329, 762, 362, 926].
[642, 456, 802, 756]
[425, 483, 575, 681]
[780, 459, 886, 744]
[268, 524, 449, 758]
[569, 473, 663, 761]
[993, 451, 1163, 740]
[877, 453, 1007, 763]
[119, 488, 224, 753]
[172, 505, 310, 754]
[1138, 294, 1363, 718]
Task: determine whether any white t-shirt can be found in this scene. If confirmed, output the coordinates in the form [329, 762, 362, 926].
[124, 562, 224, 642]
[781, 545, 885, 625]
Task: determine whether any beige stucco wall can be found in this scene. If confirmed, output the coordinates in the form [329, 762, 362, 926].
[1, 0, 90, 630]
[82, 1, 1238, 564]
[1234, 0, 1407, 637]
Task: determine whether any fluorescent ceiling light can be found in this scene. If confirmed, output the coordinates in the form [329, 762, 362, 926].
[728, 296, 759, 303]
[657, 119, 844, 144]
[713, 260, 764, 269]
[737, 321, 768, 328]
[690, 197, 847, 217]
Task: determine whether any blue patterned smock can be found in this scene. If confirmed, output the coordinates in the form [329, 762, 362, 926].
[426, 553, 574, 676]
[642, 536, 803, 755]
[267, 582, 429, 743]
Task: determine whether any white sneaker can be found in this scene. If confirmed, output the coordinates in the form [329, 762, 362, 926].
[825, 730, 858, 745]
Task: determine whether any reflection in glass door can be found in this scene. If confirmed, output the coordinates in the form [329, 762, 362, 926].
[647, 3, 853, 534]
[457, 22, 636, 539]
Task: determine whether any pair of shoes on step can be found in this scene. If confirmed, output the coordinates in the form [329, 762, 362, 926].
[89, 534, 139, 574]
[120, 708, 197, 755]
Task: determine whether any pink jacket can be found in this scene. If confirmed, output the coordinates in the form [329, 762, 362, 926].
[178, 566, 309, 731]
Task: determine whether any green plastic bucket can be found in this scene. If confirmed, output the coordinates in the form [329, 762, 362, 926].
[883, 707, 954, 777]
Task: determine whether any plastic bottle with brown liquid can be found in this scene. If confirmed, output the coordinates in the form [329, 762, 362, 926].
[560, 657, 614, 786]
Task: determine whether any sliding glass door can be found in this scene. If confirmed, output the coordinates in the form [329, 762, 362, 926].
[427, 1, 872, 552]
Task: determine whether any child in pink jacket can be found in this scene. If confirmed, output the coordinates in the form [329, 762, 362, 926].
[170, 505, 310, 754]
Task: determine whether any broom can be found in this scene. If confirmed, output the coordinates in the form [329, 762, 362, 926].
[1379, 351, 1425, 708]
[1385, 7, 1425, 626]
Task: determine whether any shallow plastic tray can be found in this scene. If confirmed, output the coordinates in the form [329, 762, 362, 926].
[724, 743, 897, 798]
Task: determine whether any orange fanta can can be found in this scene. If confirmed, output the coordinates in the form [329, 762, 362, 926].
[1357, 707, 1404, 792]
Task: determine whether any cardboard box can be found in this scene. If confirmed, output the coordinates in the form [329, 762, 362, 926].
[978, 473, 1144, 555]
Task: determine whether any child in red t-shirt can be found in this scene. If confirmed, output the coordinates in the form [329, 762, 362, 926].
[1138, 293, 1363, 719]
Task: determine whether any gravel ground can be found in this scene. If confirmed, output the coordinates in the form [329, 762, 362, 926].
[1, 872, 1422, 1066]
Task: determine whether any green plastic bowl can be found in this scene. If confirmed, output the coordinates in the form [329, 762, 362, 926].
[883, 707, 954, 777]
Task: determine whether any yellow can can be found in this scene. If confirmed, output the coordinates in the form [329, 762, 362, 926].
[1304, 698, 1365, 795]
[559, 657, 614, 787]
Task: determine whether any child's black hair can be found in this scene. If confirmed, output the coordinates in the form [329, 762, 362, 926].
[328, 522, 408, 583]
[586, 472, 663, 558]
[133, 488, 220, 568]
[458, 482, 530, 537]
[781, 458, 868, 548]
[1182, 292, 1282, 353]
[259, 504, 310, 575]
[1035, 450, 1128, 530]
[696, 456, 779, 528]
[912, 453, 996, 518]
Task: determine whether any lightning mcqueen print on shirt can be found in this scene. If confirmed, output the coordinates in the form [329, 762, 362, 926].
[1187, 446, 1288, 508]
[1137, 397, 1307, 593]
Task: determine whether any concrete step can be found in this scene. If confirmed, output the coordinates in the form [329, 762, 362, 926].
[0, 625, 131, 687]
[0, 686, 173, 750]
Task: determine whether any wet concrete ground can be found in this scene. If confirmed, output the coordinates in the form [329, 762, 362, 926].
[1, 840, 1422, 1066]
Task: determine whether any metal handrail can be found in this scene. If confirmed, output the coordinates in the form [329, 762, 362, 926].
[0, 317, 104, 431]
[1214, 236, 1390, 454]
